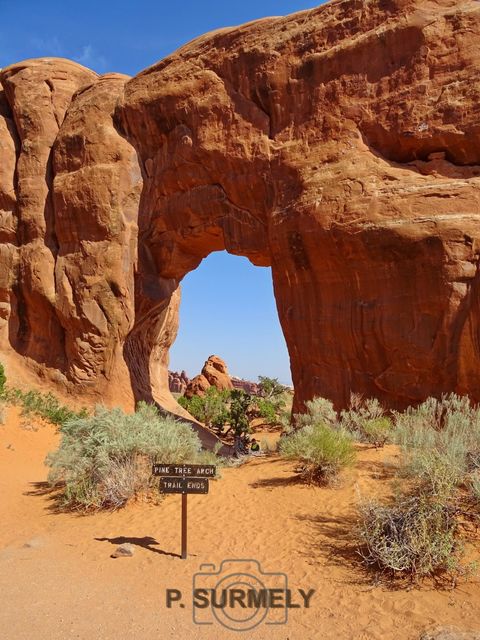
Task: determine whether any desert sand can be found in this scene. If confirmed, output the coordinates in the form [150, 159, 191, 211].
[1, 406, 480, 640]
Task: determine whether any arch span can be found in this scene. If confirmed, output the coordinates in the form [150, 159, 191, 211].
[1, 0, 480, 429]
[117, 0, 480, 413]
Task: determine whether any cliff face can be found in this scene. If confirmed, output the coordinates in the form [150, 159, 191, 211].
[1, 0, 480, 417]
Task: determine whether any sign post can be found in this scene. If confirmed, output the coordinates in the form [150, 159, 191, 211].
[152, 463, 216, 559]
[182, 493, 187, 560]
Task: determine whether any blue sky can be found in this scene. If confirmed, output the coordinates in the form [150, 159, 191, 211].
[171, 253, 291, 385]
[0, 0, 324, 384]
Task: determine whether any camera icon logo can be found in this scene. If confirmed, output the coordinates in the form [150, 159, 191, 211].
[192, 559, 288, 631]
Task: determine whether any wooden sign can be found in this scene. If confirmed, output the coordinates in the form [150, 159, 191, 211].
[159, 477, 209, 494]
[152, 463, 216, 478]
[152, 462, 216, 559]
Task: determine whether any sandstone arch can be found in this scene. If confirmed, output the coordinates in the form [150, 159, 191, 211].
[1, 0, 480, 427]
[116, 0, 480, 413]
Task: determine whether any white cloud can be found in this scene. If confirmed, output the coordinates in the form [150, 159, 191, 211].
[74, 44, 108, 72]
[30, 36, 64, 56]
[28, 36, 108, 72]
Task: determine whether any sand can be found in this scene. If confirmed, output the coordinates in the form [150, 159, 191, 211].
[1, 406, 480, 640]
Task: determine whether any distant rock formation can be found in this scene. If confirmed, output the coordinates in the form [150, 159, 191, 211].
[184, 355, 233, 398]
[168, 370, 189, 394]
[173, 363, 261, 398]
[231, 377, 260, 396]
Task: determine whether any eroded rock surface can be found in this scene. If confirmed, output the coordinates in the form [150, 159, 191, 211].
[184, 355, 234, 398]
[1, 0, 480, 421]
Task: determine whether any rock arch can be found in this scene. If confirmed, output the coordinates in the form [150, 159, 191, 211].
[1, 0, 480, 426]
[116, 0, 480, 413]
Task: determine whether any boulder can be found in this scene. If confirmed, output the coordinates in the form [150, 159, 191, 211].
[201, 355, 233, 392]
[184, 374, 210, 399]
[111, 543, 134, 558]
[184, 355, 234, 397]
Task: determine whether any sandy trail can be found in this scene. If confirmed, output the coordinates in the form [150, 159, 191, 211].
[1, 407, 479, 640]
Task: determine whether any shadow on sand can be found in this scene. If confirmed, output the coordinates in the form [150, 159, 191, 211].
[95, 536, 181, 559]
[24, 481, 67, 514]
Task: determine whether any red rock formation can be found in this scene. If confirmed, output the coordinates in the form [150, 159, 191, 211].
[184, 374, 210, 399]
[0, 59, 97, 371]
[202, 355, 234, 391]
[0, 59, 214, 447]
[231, 377, 260, 396]
[184, 355, 234, 398]
[117, 0, 480, 413]
[168, 370, 189, 394]
[1, 0, 480, 422]
[53, 72, 143, 405]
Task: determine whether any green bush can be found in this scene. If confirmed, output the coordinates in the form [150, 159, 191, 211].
[178, 388, 230, 429]
[357, 393, 480, 579]
[340, 395, 392, 446]
[2, 387, 87, 426]
[257, 398, 277, 424]
[256, 377, 290, 425]
[46, 402, 221, 510]
[393, 394, 480, 496]
[361, 417, 392, 447]
[258, 376, 287, 399]
[228, 389, 252, 436]
[0, 362, 6, 395]
[294, 397, 337, 429]
[202, 387, 230, 428]
[178, 393, 202, 418]
[359, 492, 460, 578]
[279, 422, 355, 484]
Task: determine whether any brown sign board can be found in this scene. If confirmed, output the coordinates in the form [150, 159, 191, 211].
[152, 463, 216, 478]
[159, 477, 209, 494]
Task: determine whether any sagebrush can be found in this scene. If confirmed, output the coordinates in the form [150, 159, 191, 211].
[280, 422, 355, 483]
[47, 402, 221, 510]
[358, 393, 480, 579]
[393, 394, 480, 498]
[340, 395, 392, 446]
[359, 492, 460, 578]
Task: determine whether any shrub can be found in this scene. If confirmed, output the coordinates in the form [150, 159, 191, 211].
[358, 492, 460, 578]
[178, 394, 204, 419]
[357, 393, 480, 580]
[252, 387, 290, 427]
[340, 395, 392, 446]
[228, 389, 252, 436]
[178, 388, 230, 429]
[393, 394, 480, 495]
[46, 402, 221, 510]
[361, 418, 392, 447]
[0, 362, 6, 395]
[257, 398, 277, 424]
[258, 376, 287, 398]
[2, 387, 87, 426]
[279, 422, 355, 484]
[469, 470, 480, 505]
[202, 387, 230, 428]
[294, 397, 337, 429]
